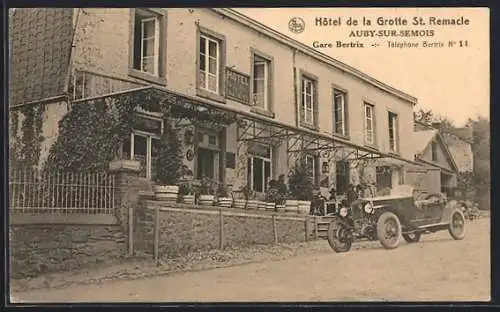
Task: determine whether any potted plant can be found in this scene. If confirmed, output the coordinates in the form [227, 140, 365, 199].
[233, 185, 248, 210]
[198, 176, 216, 206]
[243, 185, 258, 210]
[178, 181, 195, 205]
[265, 179, 278, 212]
[275, 175, 288, 213]
[288, 163, 314, 215]
[153, 121, 184, 202]
[216, 183, 233, 208]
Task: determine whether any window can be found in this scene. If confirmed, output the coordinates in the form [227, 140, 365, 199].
[247, 144, 272, 193]
[133, 9, 160, 76]
[335, 161, 350, 195]
[333, 89, 347, 136]
[431, 141, 438, 161]
[301, 76, 316, 125]
[364, 103, 375, 145]
[252, 55, 270, 110]
[122, 113, 163, 179]
[304, 154, 318, 186]
[198, 34, 220, 93]
[388, 112, 398, 152]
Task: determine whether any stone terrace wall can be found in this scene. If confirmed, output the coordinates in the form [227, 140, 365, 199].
[10, 224, 126, 279]
[136, 201, 316, 258]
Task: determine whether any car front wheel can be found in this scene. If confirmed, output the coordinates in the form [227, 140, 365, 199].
[327, 220, 353, 253]
[448, 209, 466, 240]
[377, 212, 402, 249]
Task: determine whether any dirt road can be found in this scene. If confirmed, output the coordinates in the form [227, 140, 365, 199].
[12, 219, 490, 302]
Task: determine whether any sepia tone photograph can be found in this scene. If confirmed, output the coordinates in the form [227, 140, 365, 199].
[7, 7, 490, 303]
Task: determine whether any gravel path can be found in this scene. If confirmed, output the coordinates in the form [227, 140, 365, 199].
[11, 218, 490, 302]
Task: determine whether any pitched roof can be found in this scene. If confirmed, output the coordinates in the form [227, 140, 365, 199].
[413, 129, 459, 173]
[413, 129, 438, 154]
[212, 8, 417, 105]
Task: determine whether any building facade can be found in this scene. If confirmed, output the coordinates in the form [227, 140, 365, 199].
[9, 8, 422, 199]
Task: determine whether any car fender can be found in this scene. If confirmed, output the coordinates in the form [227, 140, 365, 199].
[329, 216, 353, 229]
[441, 200, 462, 223]
[374, 205, 407, 225]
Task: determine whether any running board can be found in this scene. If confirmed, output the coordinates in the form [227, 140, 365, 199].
[403, 222, 449, 234]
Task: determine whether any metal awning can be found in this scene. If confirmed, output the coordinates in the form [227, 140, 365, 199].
[71, 85, 424, 168]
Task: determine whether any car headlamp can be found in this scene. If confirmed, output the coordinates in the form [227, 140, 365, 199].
[339, 207, 348, 217]
[364, 202, 374, 214]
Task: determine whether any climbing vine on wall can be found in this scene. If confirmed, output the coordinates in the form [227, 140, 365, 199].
[11, 104, 45, 170]
[44, 89, 240, 172]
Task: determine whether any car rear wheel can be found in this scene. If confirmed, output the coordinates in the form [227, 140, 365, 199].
[377, 212, 402, 249]
[327, 220, 352, 253]
[448, 209, 466, 240]
[402, 232, 421, 243]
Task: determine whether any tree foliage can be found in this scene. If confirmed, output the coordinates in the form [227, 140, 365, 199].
[153, 120, 184, 185]
[288, 160, 315, 201]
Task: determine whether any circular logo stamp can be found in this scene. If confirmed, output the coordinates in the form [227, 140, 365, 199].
[288, 17, 305, 34]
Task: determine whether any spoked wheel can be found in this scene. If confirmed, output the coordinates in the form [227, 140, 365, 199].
[448, 210, 466, 240]
[327, 220, 353, 253]
[377, 212, 402, 249]
[402, 232, 421, 243]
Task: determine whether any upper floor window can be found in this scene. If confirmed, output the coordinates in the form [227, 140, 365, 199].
[301, 76, 316, 125]
[364, 103, 375, 145]
[198, 34, 220, 94]
[388, 111, 398, 152]
[252, 55, 271, 111]
[431, 141, 438, 161]
[133, 9, 161, 76]
[333, 89, 347, 136]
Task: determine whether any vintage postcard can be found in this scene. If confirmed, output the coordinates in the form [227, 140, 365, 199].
[7, 7, 490, 303]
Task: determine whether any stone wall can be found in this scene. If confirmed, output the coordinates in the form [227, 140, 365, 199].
[136, 202, 314, 258]
[10, 224, 126, 279]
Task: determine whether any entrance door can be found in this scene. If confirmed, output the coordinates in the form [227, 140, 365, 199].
[197, 148, 216, 180]
[376, 166, 392, 191]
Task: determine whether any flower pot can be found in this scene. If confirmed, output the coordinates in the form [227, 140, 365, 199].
[297, 200, 311, 215]
[246, 200, 259, 210]
[285, 200, 299, 213]
[257, 201, 267, 211]
[218, 197, 233, 208]
[155, 185, 179, 202]
[198, 194, 215, 206]
[181, 195, 195, 205]
[109, 159, 141, 172]
[233, 199, 247, 210]
[276, 204, 286, 213]
[265, 202, 276, 211]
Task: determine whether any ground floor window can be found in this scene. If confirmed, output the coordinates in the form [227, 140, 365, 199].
[247, 144, 272, 193]
[335, 161, 350, 194]
[376, 166, 393, 190]
[197, 147, 218, 180]
[123, 131, 160, 179]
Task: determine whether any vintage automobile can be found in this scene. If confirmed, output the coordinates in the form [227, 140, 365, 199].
[327, 185, 466, 252]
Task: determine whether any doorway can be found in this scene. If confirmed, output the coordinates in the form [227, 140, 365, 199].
[196, 148, 217, 180]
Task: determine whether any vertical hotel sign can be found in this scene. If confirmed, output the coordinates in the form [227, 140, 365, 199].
[225, 67, 250, 105]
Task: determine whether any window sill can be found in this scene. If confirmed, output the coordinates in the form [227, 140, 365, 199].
[196, 88, 227, 104]
[128, 68, 166, 86]
[300, 121, 319, 132]
[251, 107, 275, 118]
[332, 133, 350, 141]
[364, 143, 379, 151]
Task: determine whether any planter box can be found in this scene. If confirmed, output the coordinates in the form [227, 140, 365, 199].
[276, 204, 286, 214]
[198, 194, 215, 206]
[155, 185, 179, 202]
[181, 195, 195, 205]
[285, 200, 299, 213]
[265, 202, 276, 211]
[257, 201, 267, 211]
[109, 159, 141, 172]
[246, 200, 259, 210]
[233, 199, 247, 210]
[297, 200, 311, 215]
[218, 197, 233, 208]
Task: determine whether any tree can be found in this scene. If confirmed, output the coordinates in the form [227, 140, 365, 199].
[153, 119, 184, 186]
